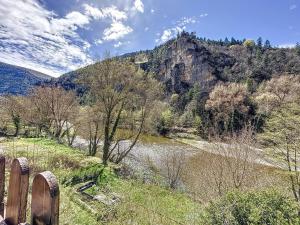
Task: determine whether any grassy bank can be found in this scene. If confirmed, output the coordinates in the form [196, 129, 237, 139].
[0, 138, 202, 225]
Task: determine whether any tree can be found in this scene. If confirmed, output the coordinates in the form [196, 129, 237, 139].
[296, 42, 300, 56]
[80, 58, 160, 165]
[255, 75, 300, 115]
[160, 151, 187, 189]
[28, 86, 79, 142]
[257, 37, 263, 49]
[0, 97, 12, 136]
[260, 103, 300, 205]
[79, 106, 103, 156]
[243, 39, 255, 50]
[264, 39, 271, 49]
[205, 83, 250, 133]
[224, 37, 230, 46]
[2, 96, 25, 136]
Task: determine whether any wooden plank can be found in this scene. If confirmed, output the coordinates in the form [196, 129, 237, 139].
[0, 156, 5, 217]
[31, 171, 59, 225]
[5, 158, 29, 225]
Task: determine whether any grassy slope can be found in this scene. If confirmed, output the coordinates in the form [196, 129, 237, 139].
[1, 138, 202, 225]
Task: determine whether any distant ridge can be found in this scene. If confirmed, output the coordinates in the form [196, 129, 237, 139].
[0, 62, 51, 95]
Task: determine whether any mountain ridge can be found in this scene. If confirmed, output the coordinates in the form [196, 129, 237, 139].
[56, 32, 300, 97]
[0, 62, 51, 95]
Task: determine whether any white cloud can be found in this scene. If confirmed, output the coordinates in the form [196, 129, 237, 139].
[133, 0, 144, 13]
[0, 0, 93, 77]
[156, 27, 184, 44]
[102, 6, 128, 21]
[290, 4, 297, 10]
[114, 41, 123, 48]
[144, 27, 149, 31]
[151, 9, 155, 14]
[95, 39, 103, 45]
[278, 43, 296, 48]
[83, 4, 133, 42]
[83, 4, 104, 19]
[84, 4, 127, 21]
[200, 13, 208, 18]
[177, 17, 197, 27]
[103, 21, 133, 41]
[156, 16, 200, 44]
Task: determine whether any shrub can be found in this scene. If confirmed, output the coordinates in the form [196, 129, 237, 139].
[63, 164, 116, 186]
[202, 189, 300, 225]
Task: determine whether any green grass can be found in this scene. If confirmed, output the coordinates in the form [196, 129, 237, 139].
[1, 138, 202, 225]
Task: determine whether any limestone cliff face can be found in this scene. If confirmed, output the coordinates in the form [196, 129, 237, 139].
[152, 35, 235, 94]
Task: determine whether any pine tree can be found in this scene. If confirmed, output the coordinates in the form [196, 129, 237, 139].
[231, 37, 237, 45]
[224, 37, 230, 46]
[296, 42, 300, 56]
[264, 40, 271, 49]
[257, 37, 263, 49]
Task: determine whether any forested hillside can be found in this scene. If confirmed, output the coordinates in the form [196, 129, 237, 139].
[54, 32, 300, 136]
[0, 62, 51, 95]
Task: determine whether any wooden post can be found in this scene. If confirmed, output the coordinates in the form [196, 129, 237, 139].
[31, 171, 59, 225]
[5, 158, 29, 225]
[0, 156, 5, 217]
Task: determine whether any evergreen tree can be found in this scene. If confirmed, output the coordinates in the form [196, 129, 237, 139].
[264, 40, 271, 49]
[296, 42, 300, 56]
[231, 37, 237, 45]
[257, 37, 263, 49]
[224, 37, 230, 46]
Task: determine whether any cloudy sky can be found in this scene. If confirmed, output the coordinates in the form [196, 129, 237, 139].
[0, 0, 299, 77]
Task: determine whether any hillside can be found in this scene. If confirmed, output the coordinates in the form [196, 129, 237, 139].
[0, 62, 51, 95]
[123, 32, 300, 93]
[57, 32, 300, 96]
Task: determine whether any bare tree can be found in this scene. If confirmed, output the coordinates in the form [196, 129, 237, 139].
[184, 126, 261, 202]
[79, 106, 103, 156]
[28, 86, 79, 142]
[211, 126, 259, 191]
[161, 151, 187, 189]
[80, 58, 160, 165]
[260, 103, 300, 204]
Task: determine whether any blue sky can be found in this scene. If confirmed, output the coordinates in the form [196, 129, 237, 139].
[0, 0, 299, 77]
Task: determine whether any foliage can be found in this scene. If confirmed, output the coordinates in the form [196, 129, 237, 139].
[79, 57, 161, 165]
[243, 39, 256, 49]
[205, 83, 252, 133]
[260, 103, 300, 203]
[1, 138, 202, 225]
[202, 189, 300, 225]
[156, 109, 174, 136]
[63, 163, 116, 186]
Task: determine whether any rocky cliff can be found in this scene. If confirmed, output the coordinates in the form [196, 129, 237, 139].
[154, 35, 235, 93]
[56, 32, 300, 97]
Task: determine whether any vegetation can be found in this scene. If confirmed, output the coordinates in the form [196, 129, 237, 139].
[202, 190, 300, 225]
[0, 138, 202, 225]
[1, 32, 300, 224]
[78, 58, 161, 165]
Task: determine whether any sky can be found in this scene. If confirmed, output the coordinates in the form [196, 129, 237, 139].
[0, 0, 299, 77]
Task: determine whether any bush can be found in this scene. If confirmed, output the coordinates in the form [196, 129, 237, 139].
[63, 164, 116, 186]
[202, 190, 300, 225]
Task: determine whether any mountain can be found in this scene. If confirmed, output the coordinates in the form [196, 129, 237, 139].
[57, 32, 300, 98]
[0, 62, 51, 95]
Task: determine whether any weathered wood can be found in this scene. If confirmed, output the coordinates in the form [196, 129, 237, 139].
[5, 158, 29, 225]
[0, 156, 5, 217]
[31, 171, 59, 225]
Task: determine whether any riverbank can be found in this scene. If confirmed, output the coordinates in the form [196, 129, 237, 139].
[0, 138, 202, 225]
